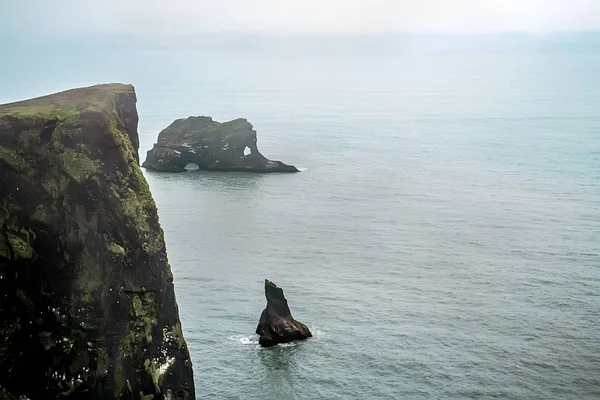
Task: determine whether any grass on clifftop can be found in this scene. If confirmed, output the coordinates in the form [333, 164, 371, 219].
[0, 83, 134, 119]
[157, 116, 254, 144]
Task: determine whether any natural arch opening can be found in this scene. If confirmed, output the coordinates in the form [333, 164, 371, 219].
[184, 163, 200, 171]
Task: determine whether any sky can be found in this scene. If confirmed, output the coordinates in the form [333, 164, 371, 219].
[1, 0, 600, 37]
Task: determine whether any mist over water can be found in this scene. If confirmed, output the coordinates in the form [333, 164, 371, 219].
[3, 35, 600, 399]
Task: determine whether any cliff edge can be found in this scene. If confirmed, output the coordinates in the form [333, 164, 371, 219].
[0, 84, 195, 399]
[142, 117, 299, 173]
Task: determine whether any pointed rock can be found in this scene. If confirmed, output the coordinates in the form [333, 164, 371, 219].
[256, 280, 312, 347]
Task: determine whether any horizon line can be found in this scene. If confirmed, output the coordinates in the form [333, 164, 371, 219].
[6, 30, 600, 40]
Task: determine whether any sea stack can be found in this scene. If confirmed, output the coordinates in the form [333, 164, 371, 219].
[256, 280, 312, 347]
[0, 84, 194, 399]
[142, 116, 299, 173]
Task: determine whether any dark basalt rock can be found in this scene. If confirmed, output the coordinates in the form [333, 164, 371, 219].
[142, 116, 299, 173]
[256, 280, 312, 347]
[0, 84, 195, 399]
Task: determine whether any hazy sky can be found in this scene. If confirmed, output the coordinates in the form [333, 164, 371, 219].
[2, 0, 600, 36]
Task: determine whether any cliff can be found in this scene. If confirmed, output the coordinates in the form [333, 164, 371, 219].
[0, 84, 195, 399]
[142, 117, 299, 173]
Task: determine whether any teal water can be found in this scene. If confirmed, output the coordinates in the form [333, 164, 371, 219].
[2, 35, 600, 399]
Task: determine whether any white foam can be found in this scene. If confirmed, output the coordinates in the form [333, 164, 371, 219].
[309, 325, 325, 336]
[229, 334, 259, 346]
[297, 167, 308, 172]
[228, 326, 324, 349]
[240, 336, 257, 345]
[277, 341, 300, 348]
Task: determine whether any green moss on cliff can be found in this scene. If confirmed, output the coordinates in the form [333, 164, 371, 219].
[0, 201, 18, 231]
[58, 108, 80, 124]
[0, 147, 30, 174]
[61, 149, 100, 183]
[108, 242, 126, 256]
[140, 392, 155, 400]
[171, 322, 187, 350]
[6, 231, 34, 260]
[0, 387, 17, 400]
[143, 359, 160, 393]
[0, 202, 22, 260]
[41, 164, 69, 200]
[121, 292, 157, 356]
[108, 114, 164, 255]
[118, 187, 150, 233]
[0, 318, 21, 358]
[0, 220, 36, 261]
[109, 117, 136, 162]
[31, 204, 53, 224]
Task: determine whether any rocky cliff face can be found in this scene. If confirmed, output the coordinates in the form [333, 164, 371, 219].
[142, 117, 299, 173]
[0, 84, 195, 399]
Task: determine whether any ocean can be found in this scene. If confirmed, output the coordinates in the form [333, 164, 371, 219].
[2, 34, 600, 399]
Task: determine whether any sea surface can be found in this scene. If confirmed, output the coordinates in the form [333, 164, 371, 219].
[2, 34, 600, 399]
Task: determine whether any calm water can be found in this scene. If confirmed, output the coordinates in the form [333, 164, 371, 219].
[3, 35, 600, 399]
